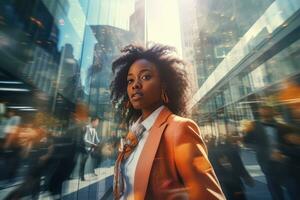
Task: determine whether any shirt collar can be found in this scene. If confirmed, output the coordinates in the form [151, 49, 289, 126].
[131, 105, 165, 132]
[87, 124, 95, 129]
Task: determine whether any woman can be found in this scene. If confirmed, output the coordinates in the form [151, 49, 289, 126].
[110, 44, 225, 200]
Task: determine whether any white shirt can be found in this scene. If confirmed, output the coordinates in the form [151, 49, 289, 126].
[84, 124, 100, 151]
[122, 105, 164, 200]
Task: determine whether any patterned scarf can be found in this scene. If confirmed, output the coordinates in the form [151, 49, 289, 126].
[113, 124, 146, 199]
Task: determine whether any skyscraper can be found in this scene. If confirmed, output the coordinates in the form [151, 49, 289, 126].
[129, 0, 145, 44]
[178, 0, 200, 92]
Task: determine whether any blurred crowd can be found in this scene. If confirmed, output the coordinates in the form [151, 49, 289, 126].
[204, 78, 300, 200]
[0, 79, 300, 200]
[0, 104, 119, 200]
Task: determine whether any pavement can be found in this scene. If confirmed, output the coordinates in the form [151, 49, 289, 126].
[240, 149, 272, 200]
[0, 155, 114, 200]
[0, 149, 287, 200]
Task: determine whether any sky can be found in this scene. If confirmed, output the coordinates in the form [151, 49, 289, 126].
[68, 0, 183, 87]
[84, 0, 183, 56]
[146, 0, 182, 56]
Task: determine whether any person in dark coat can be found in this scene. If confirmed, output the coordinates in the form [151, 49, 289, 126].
[243, 105, 296, 200]
[209, 135, 254, 200]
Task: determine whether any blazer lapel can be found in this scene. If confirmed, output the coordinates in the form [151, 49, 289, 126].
[134, 107, 172, 200]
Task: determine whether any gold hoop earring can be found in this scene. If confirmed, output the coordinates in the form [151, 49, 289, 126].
[125, 101, 132, 109]
[161, 90, 169, 104]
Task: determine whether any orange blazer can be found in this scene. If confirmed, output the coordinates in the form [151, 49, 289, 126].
[126, 107, 225, 200]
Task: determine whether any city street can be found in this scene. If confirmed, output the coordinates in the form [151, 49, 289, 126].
[0, 156, 114, 200]
[241, 149, 272, 200]
[0, 149, 276, 200]
[1, 0, 299, 199]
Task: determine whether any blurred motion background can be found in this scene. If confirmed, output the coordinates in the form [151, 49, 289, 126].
[0, 0, 299, 199]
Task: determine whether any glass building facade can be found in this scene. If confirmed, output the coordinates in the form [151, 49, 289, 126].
[190, 0, 300, 139]
[0, 0, 300, 199]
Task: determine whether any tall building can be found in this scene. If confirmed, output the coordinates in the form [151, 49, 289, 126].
[189, 0, 300, 139]
[0, 0, 81, 119]
[129, 0, 145, 44]
[82, 0, 135, 30]
[193, 0, 274, 87]
[1, 0, 300, 198]
[86, 25, 134, 116]
[178, 0, 199, 92]
[81, 0, 138, 115]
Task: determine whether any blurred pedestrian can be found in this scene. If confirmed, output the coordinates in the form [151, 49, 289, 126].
[243, 105, 296, 200]
[79, 116, 101, 181]
[209, 135, 254, 200]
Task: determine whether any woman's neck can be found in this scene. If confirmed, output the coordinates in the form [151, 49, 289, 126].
[141, 103, 163, 121]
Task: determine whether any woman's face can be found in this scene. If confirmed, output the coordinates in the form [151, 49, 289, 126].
[127, 59, 163, 113]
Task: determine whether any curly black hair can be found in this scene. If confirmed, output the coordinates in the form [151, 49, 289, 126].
[110, 44, 190, 125]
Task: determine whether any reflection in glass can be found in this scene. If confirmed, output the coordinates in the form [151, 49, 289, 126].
[0, 0, 300, 199]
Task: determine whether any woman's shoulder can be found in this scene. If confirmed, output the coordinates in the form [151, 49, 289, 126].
[166, 114, 200, 134]
[164, 114, 202, 145]
[168, 114, 198, 127]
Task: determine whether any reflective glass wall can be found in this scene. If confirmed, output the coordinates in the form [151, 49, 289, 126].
[0, 0, 300, 199]
[189, 0, 300, 200]
[0, 0, 138, 199]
